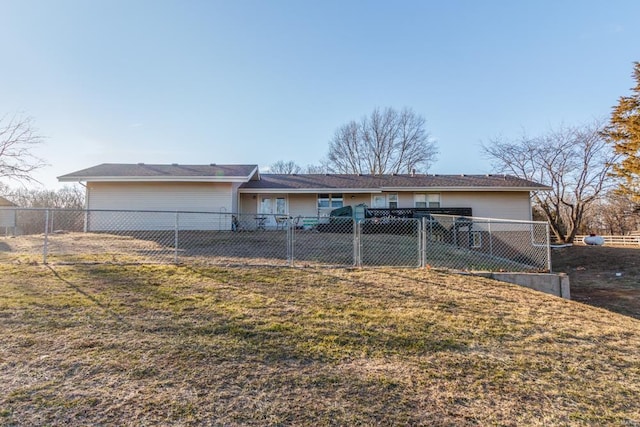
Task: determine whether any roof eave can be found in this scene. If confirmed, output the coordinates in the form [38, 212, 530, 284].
[238, 188, 383, 194]
[58, 176, 254, 183]
[239, 186, 550, 193]
[380, 186, 550, 192]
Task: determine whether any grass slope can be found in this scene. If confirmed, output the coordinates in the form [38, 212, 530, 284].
[1, 264, 639, 426]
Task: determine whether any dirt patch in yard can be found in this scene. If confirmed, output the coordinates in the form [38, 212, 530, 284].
[552, 245, 640, 319]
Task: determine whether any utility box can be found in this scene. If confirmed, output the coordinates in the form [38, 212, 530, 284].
[354, 204, 367, 222]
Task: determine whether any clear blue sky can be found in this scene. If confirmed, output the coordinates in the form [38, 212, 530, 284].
[2, 0, 639, 188]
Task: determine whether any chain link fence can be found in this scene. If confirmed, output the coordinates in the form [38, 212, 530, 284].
[0, 208, 550, 271]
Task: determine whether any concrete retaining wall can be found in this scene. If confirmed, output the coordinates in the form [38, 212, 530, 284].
[472, 272, 570, 299]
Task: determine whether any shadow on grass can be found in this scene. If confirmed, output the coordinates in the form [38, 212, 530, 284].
[187, 266, 469, 359]
[46, 265, 132, 327]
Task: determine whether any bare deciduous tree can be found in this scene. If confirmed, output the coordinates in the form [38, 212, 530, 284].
[5, 184, 85, 209]
[269, 160, 302, 174]
[482, 121, 619, 243]
[327, 107, 438, 175]
[304, 159, 332, 174]
[581, 191, 640, 235]
[0, 114, 46, 184]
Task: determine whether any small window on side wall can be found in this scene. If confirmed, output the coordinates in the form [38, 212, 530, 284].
[472, 231, 482, 248]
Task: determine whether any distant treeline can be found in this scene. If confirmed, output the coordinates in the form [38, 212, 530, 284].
[1, 184, 85, 209]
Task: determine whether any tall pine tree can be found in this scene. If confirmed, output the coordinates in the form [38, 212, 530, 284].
[604, 62, 640, 205]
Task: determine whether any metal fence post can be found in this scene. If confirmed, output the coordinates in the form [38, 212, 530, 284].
[287, 218, 294, 267]
[546, 222, 552, 272]
[174, 212, 179, 264]
[43, 209, 49, 264]
[420, 217, 426, 268]
[354, 219, 361, 268]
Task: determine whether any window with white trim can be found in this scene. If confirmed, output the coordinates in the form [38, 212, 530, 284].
[318, 194, 330, 209]
[372, 195, 386, 208]
[372, 193, 398, 209]
[414, 193, 440, 208]
[318, 193, 343, 212]
[330, 193, 343, 208]
[388, 193, 398, 209]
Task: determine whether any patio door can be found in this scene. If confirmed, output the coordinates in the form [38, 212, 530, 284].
[259, 196, 286, 227]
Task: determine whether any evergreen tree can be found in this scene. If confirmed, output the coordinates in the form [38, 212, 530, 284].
[604, 62, 640, 204]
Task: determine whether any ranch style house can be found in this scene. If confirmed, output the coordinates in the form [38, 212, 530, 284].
[58, 163, 549, 231]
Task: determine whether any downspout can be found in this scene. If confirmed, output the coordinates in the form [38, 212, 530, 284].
[79, 182, 89, 233]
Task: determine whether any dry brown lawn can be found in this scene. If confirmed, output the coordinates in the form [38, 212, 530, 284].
[1, 261, 639, 426]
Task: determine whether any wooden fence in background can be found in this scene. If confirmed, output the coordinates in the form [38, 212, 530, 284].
[575, 235, 640, 246]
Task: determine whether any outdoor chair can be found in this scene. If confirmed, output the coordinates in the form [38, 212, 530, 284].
[275, 216, 288, 230]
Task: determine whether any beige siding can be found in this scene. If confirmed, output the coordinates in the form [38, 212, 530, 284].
[239, 194, 258, 215]
[87, 182, 232, 211]
[0, 207, 16, 228]
[288, 194, 317, 216]
[442, 191, 532, 220]
[86, 182, 233, 230]
[397, 192, 415, 208]
[238, 191, 533, 221]
[348, 194, 370, 207]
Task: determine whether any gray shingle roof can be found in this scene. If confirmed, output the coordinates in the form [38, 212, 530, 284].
[58, 163, 259, 182]
[57, 163, 548, 191]
[239, 173, 548, 191]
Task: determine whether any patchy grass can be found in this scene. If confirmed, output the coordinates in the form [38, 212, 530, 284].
[1, 230, 546, 270]
[553, 245, 640, 319]
[1, 263, 639, 425]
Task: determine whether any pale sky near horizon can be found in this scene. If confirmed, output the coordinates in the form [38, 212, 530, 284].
[1, 0, 639, 189]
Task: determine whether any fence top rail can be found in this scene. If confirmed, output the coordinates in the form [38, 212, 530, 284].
[575, 234, 640, 238]
[3, 207, 289, 216]
[575, 234, 640, 242]
[4, 207, 548, 226]
[428, 213, 548, 225]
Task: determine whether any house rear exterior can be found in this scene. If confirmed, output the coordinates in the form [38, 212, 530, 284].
[58, 163, 549, 230]
[58, 163, 259, 230]
[238, 173, 542, 228]
[0, 196, 17, 232]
